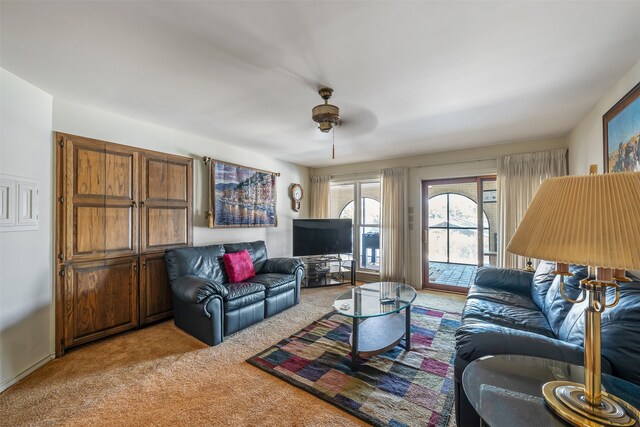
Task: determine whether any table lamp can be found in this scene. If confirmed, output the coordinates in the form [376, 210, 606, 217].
[507, 171, 640, 427]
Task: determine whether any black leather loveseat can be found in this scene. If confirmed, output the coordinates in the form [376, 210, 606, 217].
[165, 241, 304, 345]
[454, 261, 640, 427]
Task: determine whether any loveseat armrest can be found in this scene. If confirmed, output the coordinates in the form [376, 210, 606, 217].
[260, 257, 304, 275]
[475, 267, 533, 293]
[172, 275, 229, 304]
[454, 323, 612, 381]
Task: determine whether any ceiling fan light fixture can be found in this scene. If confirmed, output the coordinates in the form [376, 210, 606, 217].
[312, 87, 340, 133]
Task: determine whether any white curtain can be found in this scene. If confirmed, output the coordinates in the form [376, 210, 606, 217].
[497, 149, 568, 269]
[309, 175, 331, 218]
[380, 167, 408, 282]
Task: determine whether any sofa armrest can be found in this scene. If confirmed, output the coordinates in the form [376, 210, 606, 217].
[454, 323, 612, 381]
[475, 267, 533, 293]
[260, 257, 304, 275]
[172, 275, 229, 303]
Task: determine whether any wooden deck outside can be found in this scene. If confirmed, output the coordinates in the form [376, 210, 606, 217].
[428, 262, 477, 288]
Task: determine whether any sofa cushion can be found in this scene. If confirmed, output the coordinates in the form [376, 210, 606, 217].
[467, 284, 539, 310]
[600, 280, 640, 386]
[543, 264, 587, 336]
[530, 261, 557, 310]
[224, 241, 268, 273]
[462, 298, 555, 338]
[172, 275, 229, 303]
[249, 273, 296, 297]
[224, 290, 266, 312]
[223, 250, 256, 283]
[165, 244, 227, 285]
[225, 282, 266, 301]
[474, 267, 533, 293]
[261, 257, 304, 274]
[224, 282, 266, 313]
[558, 279, 640, 386]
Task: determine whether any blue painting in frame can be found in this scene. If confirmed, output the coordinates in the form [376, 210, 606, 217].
[604, 82, 640, 173]
[209, 159, 278, 228]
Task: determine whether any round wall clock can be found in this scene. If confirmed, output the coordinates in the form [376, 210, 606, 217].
[290, 183, 303, 212]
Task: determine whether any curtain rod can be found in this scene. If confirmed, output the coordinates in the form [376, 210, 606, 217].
[414, 156, 497, 169]
[202, 156, 281, 176]
[314, 148, 566, 178]
[327, 170, 382, 179]
[315, 157, 496, 179]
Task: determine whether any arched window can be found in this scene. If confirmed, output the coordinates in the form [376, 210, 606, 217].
[339, 197, 380, 224]
[428, 193, 489, 264]
[339, 201, 354, 219]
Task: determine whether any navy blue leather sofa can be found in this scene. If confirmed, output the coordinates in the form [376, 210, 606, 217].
[454, 261, 640, 427]
[165, 241, 304, 346]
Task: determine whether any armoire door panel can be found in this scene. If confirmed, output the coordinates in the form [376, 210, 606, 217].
[63, 134, 138, 261]
[145, 207, 188, 248]
[72, 144, 135, 201]
[165, 161, 188, 202]
[72, 205, 135, 257]
[140, 152, 192, 253]
[74, 205, 105, 255]
[105, 150, 134, 199]
[142, 155, 190, 203]
[64, 258, 138, 347]
[145, 157, 168, 201]
[74, 146, 105, 197]
[66, 138, 106, 260]
[104, 206, 134, 253]
[139, 254, 173, 324]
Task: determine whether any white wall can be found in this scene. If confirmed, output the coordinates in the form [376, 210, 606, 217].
[568, 60, 640, 278]
[0, 69, 54, 391]
[53, 99, 309, 257]
[312, 137, 568, 287]
[569, 59, 640, 175]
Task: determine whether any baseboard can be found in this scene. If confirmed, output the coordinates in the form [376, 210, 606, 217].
[0, 353, 54, 393]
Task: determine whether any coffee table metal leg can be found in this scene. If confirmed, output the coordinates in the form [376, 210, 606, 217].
[405, 305, 411, 351]
[352, 317, 359, 371]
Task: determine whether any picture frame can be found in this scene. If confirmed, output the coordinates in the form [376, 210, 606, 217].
[483, 189, 497, 203]
[603, 82, 640, 173]
[206, 158, 278, 228]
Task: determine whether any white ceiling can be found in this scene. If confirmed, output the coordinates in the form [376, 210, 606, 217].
[2, 1, 640, 167]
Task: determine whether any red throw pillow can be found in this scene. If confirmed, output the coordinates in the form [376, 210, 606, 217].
[223, 250, 256, 283]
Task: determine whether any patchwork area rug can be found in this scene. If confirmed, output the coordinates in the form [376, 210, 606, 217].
[247, 305, 461, 427]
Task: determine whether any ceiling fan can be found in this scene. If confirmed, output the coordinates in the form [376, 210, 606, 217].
[312, 87, 340, 133]
[311, 87, 377, 159]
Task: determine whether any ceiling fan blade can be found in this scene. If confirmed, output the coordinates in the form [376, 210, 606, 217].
[337, 103, 378, 137]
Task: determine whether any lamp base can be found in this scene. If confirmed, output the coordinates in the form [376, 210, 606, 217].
[543, 381, 639, 427]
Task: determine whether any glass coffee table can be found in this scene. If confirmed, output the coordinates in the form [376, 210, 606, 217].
[332, 282, 417, 371]
[462, 355, 640, 427]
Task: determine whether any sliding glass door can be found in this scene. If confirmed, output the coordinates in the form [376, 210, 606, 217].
[422, 176, 497, 292]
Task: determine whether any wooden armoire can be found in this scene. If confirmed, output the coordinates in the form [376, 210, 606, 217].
[54, 133, 193, 356]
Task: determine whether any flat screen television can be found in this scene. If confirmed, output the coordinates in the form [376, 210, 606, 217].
[293, 219, 353, 257]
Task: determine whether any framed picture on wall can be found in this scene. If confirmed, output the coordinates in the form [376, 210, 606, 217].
[483, 189, 497, 203]
[603, 82, 640, 173]
[205, 158, 279, 228]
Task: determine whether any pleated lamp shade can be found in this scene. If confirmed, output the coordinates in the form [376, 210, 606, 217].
[506, 172, 640, 271]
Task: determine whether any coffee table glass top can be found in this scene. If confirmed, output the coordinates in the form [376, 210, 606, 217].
[332, 282, 417, 319]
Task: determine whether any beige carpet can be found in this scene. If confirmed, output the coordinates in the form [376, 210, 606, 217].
[0, 285, 465, 427]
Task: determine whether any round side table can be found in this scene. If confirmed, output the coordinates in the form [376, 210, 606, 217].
[462, 355, 640, 427]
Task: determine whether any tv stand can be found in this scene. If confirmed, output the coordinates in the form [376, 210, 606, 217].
[299, 255, 355, 288]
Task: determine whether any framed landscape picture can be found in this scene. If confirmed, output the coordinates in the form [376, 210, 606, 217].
[603, 82, 640, 173]
[207, 159, 278, 228]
